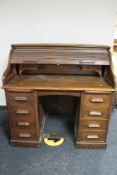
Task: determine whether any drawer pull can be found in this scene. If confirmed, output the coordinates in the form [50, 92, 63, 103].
[89, 111, 102, 116]
[88, 123, 100, 128]
[79, 60, 96, 65]
[14, 96, 28, 101]
[87, 134, 99, 139]
[91, 98, 104, 103]
[16, 110, 29, 114]
[18, 133, 31, 138]
[17, 122, 30, 126]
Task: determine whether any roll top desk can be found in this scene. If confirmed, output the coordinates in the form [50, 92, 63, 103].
[2, 44, 115, 148]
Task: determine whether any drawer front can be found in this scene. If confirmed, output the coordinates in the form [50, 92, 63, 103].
[9, 117, 36, 130]
[6, 92, 34, 106]
[78, 131, 106, 142]
[84, 94, 111, 109]
[80, 120, 107, 130]
[10, 129, 38, 141]
[82, 108, 109, 120]
[8, 106, 35, 119]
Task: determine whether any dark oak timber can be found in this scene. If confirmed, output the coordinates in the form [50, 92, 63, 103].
[2, 44, 115, 148]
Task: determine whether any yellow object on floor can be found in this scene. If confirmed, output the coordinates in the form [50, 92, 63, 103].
[44, 137, 64, 147]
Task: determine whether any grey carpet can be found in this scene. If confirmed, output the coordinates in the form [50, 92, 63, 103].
[0, 107, 117, 175]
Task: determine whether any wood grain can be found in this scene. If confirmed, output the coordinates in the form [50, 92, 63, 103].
[3, 75, 114, 91]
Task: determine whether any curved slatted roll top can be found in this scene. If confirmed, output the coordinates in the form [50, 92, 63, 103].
[10, 44, 110, 65]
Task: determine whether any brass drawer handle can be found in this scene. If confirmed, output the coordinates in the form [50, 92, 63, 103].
[87, 134, 99, 139]
[14, 96, 28, 101]
[18, 133, 31, 138]
[91, 98, 104, 103]
[88, 123, 100, 128]
[17, 122, 30, 127]
[16, 110, 29, 114]
[89, 111, 102, 116]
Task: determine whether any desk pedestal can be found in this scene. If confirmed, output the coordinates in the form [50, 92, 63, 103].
[5, 90, 113, 148]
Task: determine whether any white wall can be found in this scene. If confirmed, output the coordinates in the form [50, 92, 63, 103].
[0, 0, 117, 105]
[114, 16, 117, 38]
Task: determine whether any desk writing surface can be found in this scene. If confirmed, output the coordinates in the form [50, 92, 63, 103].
[4, 75, 114, 91]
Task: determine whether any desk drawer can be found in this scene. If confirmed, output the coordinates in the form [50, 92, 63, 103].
[9, 117, 36, 130]
[78, 131, 106, 142]
[80, 120, 107, 130]
[82, 108, 109, 120]
[84, 94, 111, 109]
[6, 91, 34, 106]
[10, 128, 38, 141]
[8, 106, 35, 119]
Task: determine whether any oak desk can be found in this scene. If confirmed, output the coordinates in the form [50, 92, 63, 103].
[2, 44, 115, 148]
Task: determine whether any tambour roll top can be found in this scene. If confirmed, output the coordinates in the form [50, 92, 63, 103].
[2, 44, 115, 88]
[10, 44, 110, 65]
